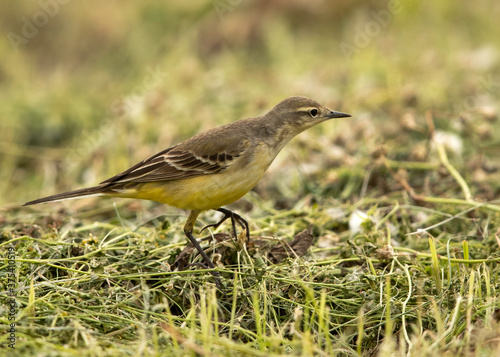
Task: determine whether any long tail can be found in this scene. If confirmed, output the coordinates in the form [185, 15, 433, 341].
[23, 186, 107, 206]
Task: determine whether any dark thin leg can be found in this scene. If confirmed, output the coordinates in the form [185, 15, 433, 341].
[184, 210, 222, 291]
[200, 208, 233, 234]
[231, 211, 250, 243]
[200, 207, 250, 242]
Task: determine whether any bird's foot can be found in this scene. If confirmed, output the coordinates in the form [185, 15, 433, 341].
[200, 208, 250, 243]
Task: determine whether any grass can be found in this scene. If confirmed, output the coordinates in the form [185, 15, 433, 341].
[1, 1, 500, 356]
[3, 193, 500, 356]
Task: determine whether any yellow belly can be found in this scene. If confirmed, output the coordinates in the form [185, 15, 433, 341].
[130, 172, 262, 210]
[112, 144, 274, 211]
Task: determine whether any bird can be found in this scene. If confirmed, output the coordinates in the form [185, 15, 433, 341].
[24, 96, 351, 288]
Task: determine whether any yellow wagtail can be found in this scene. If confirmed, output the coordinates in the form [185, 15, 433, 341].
[24, 96, 351, 286]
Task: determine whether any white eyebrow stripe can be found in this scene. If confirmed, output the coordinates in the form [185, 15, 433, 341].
[296, 107, 317, 112]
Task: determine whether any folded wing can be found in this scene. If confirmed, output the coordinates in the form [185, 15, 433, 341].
[100, 146, 242, 184]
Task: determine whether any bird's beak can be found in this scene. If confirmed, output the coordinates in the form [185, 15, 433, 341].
[328, 110, 351, 119]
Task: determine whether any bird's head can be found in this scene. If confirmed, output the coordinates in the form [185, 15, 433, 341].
[258, 96, 351, 153]
[270, 96, 351, 132]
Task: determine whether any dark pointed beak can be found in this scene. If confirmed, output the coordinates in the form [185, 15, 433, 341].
[328, 110, 351, 119]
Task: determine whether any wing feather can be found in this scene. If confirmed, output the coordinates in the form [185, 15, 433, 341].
[100, 120, 253, 186]
[100, 146, 241, 185]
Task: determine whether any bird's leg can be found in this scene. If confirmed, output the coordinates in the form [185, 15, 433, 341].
[184, 210, 222, 290]
[229, 209, 250, 243]
[200, 208, 233, 235]
[200, 208, 250, 242]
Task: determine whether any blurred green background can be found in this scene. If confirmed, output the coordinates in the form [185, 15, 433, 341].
[1, 0, 499, 207]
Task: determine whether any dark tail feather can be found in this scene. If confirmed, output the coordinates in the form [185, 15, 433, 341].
[23, 186, 106, 206]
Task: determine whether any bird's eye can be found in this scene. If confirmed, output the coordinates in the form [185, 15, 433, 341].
[309, 109, 318, 117]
